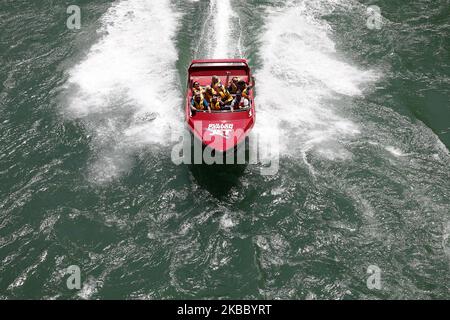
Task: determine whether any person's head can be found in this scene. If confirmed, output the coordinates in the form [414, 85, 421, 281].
[237, 80, 246, 90]
[211, 95, 219, 104]
[193, 81, 201, 90]
[211, 76, 219, 84]
[205, 86, 213, 93]
[231, 77, 240, 84]
[194, 93, 202, 102]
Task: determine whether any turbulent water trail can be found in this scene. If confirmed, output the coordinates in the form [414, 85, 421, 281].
[195, 0, 242, 59]
[63, 0, 182, 183]
[211, 0, 232, 58]
[255, 0, 378, 163]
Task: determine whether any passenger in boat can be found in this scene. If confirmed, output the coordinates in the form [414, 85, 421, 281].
[191, 93, 211, 112]
[236, 80, 252, 99]
[210, 75, 221, 89]
[210, 78, 232, 105]
[203, 86, 216, 103]
[231, 93, 250, 110]
[210, 95, 222, 111]
[217, 85, 233, 105]
[227, 76, 241, 94]
[192, 81, 204, 96]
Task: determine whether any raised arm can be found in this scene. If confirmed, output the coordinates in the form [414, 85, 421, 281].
[225, 71, 231, 87]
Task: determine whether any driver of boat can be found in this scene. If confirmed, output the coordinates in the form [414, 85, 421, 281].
[191, 93, 211, 112]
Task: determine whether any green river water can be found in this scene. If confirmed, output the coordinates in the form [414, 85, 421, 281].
[0, 0, 449, 299]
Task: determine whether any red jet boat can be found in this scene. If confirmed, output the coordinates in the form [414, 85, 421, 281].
[185, 59, 256, 153]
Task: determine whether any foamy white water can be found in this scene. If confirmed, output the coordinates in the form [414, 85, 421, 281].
[256, 0, 378, 163]
[63, 0, 181, 182]
[212, 0, 232, 58]
[196, 0, 241, 59]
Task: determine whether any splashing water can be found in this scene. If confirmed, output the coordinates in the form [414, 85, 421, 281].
[255, 1, 378, 163]
[63, 0, 182, 182]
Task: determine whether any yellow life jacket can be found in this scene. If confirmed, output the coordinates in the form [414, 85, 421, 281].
[192, 98, 206, 110]
[215, 84, 233, 104]
[193, 87, 204, 97]
[210, 101, 221, 110]
[242, 88, 249, 99]
[211, 79, 222, 90]
[203, 88, 216, 103]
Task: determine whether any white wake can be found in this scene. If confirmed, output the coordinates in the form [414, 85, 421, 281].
[63, 0, 182, 182]
[196, 0, 242, 59]
[256, 0, 379, 164]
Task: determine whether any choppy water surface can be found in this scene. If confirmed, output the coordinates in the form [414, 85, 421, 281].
[0, 0, 449, 299]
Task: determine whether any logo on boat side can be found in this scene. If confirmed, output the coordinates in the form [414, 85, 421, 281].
[207, 123, 234, 139]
